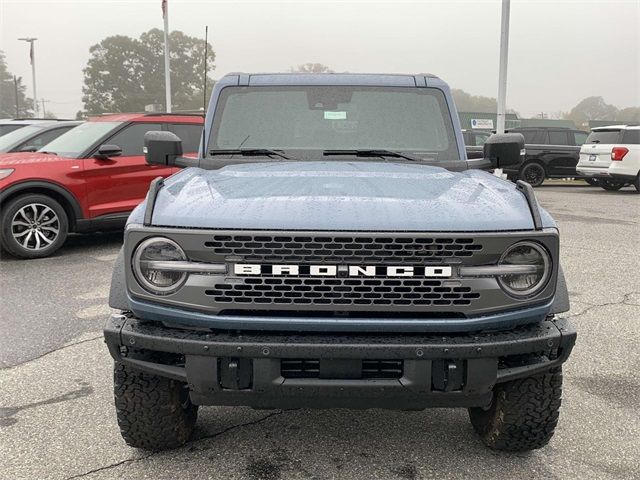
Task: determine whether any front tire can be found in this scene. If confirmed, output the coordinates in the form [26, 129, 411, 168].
[0, 194, 69, 259]
[519, 163, 546, 187]
[599, 179, 625, 191]
[114, 363, 198, 450]
[633, 174, 640, 193]
[468, 368, 563, 452]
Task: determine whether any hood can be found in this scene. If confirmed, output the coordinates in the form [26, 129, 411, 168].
[0, 152, 67, 166]
[142, 161, 554, 232]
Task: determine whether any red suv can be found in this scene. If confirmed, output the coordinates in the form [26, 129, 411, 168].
[0, 113, 203, 259]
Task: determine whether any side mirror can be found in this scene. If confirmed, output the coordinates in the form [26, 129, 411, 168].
[95, 144, 122, 160]
[484, 133, 525, 169]
[144, 131, 183, 166]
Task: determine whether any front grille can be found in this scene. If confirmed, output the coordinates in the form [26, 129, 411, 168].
[204, 235, 483, 263]
[205, 278, 480, 307]
[280, 359, 403, 379]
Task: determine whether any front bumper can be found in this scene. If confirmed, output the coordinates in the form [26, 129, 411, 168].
[104, 314, 576, 410]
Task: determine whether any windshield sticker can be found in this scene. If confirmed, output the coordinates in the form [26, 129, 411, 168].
[324, 111, 347, 120]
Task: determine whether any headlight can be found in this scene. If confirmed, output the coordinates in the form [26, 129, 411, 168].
[0, 168, 15, 180]
[133, 237, 187, 294]
[497, 241, 551, 298]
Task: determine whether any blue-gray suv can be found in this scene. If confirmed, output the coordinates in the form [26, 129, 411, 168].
[104, 73, 576, 452]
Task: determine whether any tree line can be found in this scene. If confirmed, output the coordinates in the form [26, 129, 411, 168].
[1, 34, 637, 124]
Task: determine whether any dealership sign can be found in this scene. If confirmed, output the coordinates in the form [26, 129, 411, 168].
[471, 118, 494, 129]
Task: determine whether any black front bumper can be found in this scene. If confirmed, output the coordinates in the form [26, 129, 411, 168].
[104, 315, 576, 410]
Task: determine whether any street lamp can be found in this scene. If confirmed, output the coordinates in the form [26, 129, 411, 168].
[18, 37, 39, 117]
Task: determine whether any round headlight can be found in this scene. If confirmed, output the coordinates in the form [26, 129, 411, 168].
[498, 241, 551, 298]
[133, 237, 187, 294]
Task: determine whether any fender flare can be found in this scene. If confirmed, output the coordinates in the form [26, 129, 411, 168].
[109, 247, 131, 311]
[550, 263, 570, 314]
[0, 180, 84, 221]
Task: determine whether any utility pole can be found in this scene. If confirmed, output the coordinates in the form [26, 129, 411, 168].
[162, 0, 172, 113]
[496, 0, 510, 134]
[18, 37, 39, 117]
[41, 98, 48, 117]
[13, 76, 20, 117]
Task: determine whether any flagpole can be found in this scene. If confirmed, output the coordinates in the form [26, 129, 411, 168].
[162, 0, 172, 113]
[18, 37, 38, 117]
[496, 0, 510, 134]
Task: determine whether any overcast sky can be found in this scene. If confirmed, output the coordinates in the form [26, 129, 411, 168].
[1, 0, 638, 118]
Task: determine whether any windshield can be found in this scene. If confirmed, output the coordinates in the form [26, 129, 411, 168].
[209, 86, 459, 161]
[586, 130, 621, 144]
[39, 121, 121, 158]
[0, 125, 43, 152]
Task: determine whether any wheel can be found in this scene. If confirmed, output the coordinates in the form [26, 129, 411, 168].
[468, 368, 563, 452]
[599, 179, 625, 191]
[519, 163, 546, 187]
[0, 194, 69, 259]
[114, 363, 198, 450]
[585, 177, 600, 187]
[633, 174, 640, 193]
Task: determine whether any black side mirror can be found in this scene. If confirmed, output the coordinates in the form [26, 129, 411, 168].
[484, 133, 525, 169]
[95, 144, 122, 160]
[144, 131, 183, 166]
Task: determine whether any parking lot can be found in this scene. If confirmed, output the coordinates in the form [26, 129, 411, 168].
[1, 183, 639, 480]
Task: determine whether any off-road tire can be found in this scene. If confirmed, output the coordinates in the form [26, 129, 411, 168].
[599, 179, 625, 191]
[519, 163, 546, 187]
[114, 363, 198, 450]
[468, 368, 563, 452]
[0, 194, 69, 259]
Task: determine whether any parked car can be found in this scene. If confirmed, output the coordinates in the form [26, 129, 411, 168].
[0, 120, 81, 153]
[105, 73, 576, 453]
[576, 125, 640, 192]
[0, 113, 204, 258]
[503, 127, 589, 186]
[0, 118, 73, 137]
[462, 129, 492, 159]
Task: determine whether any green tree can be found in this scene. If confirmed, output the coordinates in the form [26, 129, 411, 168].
[0, 51, 34, 118]
[451, 89, 497, 113]
[81, 29, 215, 114]
[564, 96, 619, 127]
[290, 63, 333, 73]
[617, 107, 640, 123]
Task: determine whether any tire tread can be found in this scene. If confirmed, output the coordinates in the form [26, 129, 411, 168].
[114, 363, 197, 450]
[469, 368, 563, 452]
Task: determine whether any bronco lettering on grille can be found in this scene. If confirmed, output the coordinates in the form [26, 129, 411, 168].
[233, 264, 452, 278]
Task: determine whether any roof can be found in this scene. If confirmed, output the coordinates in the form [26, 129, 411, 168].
[592, 124, 640, 130]
[220, 72, 444, 88]
[88, 113, 204, 124]
[0, 118, 73, 125]
[21, 120, 82, 130]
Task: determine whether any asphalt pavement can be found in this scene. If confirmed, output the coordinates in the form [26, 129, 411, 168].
[1, 182, 639, 480]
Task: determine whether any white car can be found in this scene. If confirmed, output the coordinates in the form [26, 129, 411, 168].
[576, 125, 640, 192]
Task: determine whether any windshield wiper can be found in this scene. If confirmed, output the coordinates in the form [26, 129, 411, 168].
[208, 149, 291, 160]
[38, 151, 57, 155]
[323, 149, 425, 162]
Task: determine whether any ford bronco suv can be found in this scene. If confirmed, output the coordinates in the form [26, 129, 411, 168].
[105, 73, 576, 452]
